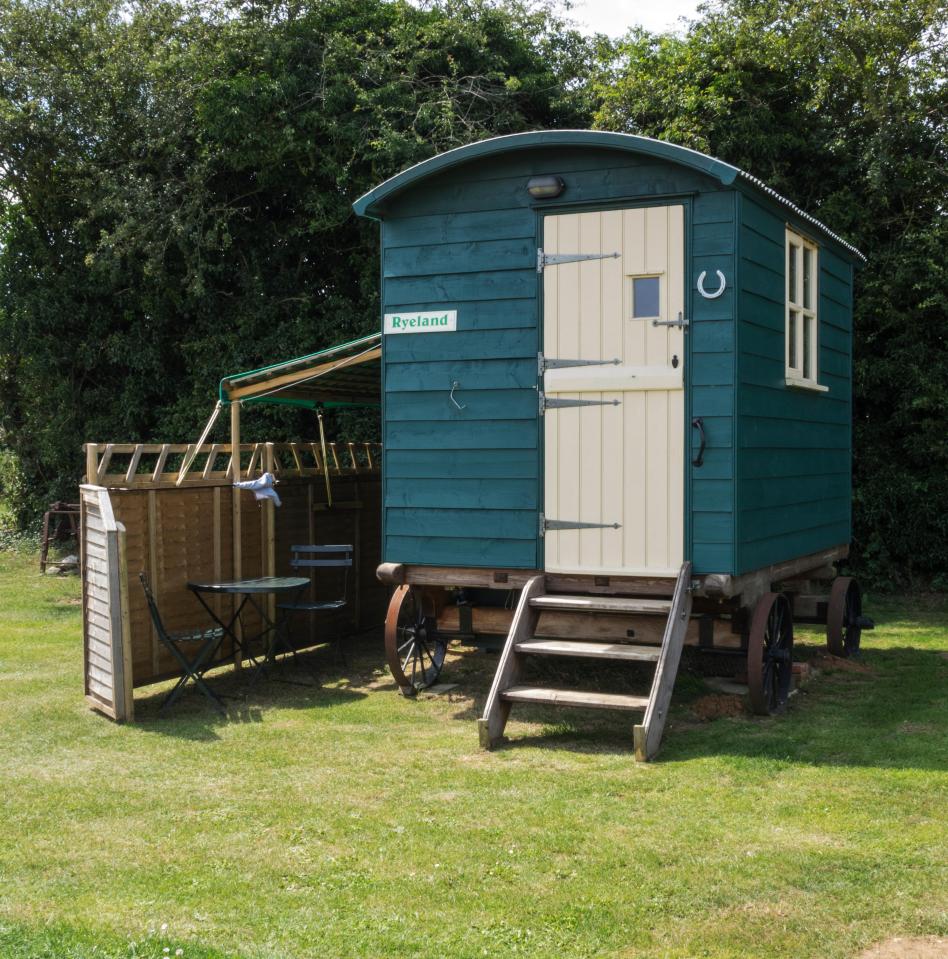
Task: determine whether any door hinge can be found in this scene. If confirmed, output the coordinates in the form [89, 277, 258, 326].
[651, 311, 690, 329]
[540, 513, 622, 537]
[538, 352, 621, 375]
[540, 393, 621, 414]
[537, 249, 620, 273]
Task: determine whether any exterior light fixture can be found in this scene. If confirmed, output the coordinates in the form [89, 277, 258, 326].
[526, 175, 565, 199]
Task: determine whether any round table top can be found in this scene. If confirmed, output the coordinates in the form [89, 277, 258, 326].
[187, 576, 310, 595]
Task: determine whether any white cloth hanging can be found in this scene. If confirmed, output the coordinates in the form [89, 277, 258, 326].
[234, 471, 282, 507]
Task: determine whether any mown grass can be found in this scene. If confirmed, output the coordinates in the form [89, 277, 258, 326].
[0, 549, 945, 959]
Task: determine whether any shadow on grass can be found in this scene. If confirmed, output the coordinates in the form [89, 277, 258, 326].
[440, 640, 948, 770]
[132, 642, 372, 741]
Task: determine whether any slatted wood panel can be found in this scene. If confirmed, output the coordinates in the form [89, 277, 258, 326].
[83, 473, 386, 704]
[269, 476, 387, 637]
[80, 486, 133, 720]
[542, 205, 685, 576]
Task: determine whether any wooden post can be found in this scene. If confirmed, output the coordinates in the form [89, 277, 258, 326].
[307, 479, 316, 649]
[147, 490, 160, 676]
[84, 444, 98, 485]
[116, 525, 135, 722]
[264, 442, 276, 625]
[352, 477, 361, 631]
[212, 486, 222, 627]
[230, 401, 243, 667]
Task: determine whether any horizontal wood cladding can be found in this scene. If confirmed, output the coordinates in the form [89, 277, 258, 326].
[386, 389, 536, 421]
[387, 507, 538, 540]
[385, 448, 537, 479]
[384, 328, 537, 361]
[734, 194, 853, 574]
[380, 148, 736, 572]
[386, 357, 537, 392]
[386, 534, 539, 568]
[385, 477, 538, 510]
[384, 237, 535, 278]
[381, 298, 536, 330]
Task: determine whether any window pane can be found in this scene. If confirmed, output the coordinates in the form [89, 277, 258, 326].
[803, 315, 812, 379]
[633, 276, 660, 318]
[803, 247, 814, 309]
[788, 244, 798, 303]
[789, 311, 798, 368]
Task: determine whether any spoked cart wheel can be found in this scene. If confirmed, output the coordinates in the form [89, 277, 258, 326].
[384, 585, 448, 697]
[747, 592, 794, 716]
[826, 576, 865, 658]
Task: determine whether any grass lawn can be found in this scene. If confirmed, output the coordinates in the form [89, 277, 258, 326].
[0, 548, 945, 959]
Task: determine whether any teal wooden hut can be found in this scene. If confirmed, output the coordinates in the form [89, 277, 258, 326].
[353, 131, 868, 755]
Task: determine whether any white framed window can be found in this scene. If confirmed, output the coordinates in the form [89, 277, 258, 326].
[785, 229, 826, 391]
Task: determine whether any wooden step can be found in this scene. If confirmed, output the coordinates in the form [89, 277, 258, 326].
[513, 639, 660, 662]
[500, 686, 649, 711]
[531, 594, 672, 615]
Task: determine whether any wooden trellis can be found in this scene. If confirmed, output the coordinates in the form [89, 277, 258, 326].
[84, 441, 382, 490]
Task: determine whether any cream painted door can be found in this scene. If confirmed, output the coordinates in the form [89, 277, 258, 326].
[542, 205, 685, 577]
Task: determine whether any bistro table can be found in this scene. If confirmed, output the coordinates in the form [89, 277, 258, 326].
[187, 576, 310, 686]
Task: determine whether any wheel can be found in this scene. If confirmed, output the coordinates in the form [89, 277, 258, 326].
[827, 576, 862, 657]
[747, 592, 794, 716]
[384, 585, 447, 696]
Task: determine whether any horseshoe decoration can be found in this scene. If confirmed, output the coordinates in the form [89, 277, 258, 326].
[697, 269, 727, 299]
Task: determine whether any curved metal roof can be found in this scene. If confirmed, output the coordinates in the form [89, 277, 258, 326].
[352, 130, 864, 261]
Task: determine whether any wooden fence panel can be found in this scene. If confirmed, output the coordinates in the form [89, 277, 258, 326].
[80, 485, 133, 720]
[81, 461, 386, 714]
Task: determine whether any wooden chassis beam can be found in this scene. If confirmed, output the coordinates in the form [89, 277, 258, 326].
[697, 545, 849, 605]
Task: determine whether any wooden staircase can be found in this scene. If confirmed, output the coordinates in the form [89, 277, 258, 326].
[477, 562, 693, 760]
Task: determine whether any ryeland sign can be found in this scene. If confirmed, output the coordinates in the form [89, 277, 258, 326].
[384, 309, 457, 334]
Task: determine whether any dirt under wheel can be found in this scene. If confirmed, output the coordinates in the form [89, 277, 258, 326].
[827, 576, 862, 658]
[384, 585, 447, 696]
[747, 591, 794, 716]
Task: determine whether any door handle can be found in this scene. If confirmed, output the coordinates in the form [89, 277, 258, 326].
[692, 417, 706, 467]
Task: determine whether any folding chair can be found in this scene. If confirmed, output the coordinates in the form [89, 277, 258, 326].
[275, 545, 353, 672]
[139, 572, 227, 715]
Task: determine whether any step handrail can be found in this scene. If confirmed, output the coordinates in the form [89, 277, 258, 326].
[478, 574, 546, 749]
[633, 561, 693, 761]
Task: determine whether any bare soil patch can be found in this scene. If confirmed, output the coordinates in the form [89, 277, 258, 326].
[690, 693, 746, 721]
[813, 651, 875, 674]
[857, 937, 948, 959]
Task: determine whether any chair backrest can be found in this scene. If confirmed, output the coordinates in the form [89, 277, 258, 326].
[289, 545, 352, 603]
[288, 544, 353, 569]
[139, 571, 168, 637]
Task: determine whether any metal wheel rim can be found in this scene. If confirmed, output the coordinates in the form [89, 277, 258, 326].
[827, 576, 862, 657]
[383, 586, 447, 695]
[748, 592, 794, 716]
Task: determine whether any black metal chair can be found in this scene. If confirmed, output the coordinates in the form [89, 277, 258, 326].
[275, 545, 353, 672]
[139, 572, 227, 716]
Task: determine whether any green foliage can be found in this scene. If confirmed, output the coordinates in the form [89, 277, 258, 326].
[0, 0, 945, 584]
[0, 0, 596, 518]
[594, 0, 948, 585]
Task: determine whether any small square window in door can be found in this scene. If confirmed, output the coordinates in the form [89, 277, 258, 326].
[632, 276, 660, 318]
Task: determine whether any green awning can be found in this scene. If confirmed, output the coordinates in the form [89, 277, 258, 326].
[219, 332, 382, 409]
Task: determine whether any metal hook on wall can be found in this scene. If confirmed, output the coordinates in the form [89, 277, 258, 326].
[449, 380, 466, 411]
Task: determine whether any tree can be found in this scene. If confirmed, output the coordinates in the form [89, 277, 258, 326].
[595, 0, 948, 584]
[0, 0, 599, 522]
